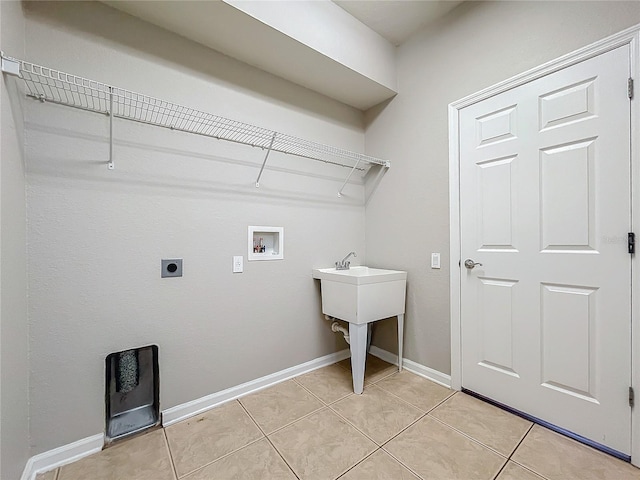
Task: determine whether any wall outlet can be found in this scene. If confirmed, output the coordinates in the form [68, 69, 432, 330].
[233, 256, 244, 273]
[431, 253, 441, 269]
[161, 259, 183, 278]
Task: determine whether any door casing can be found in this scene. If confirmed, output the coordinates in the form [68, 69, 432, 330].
[449, 23, 640, 465]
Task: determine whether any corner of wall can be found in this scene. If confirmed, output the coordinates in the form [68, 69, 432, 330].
[0, 1, 30, 479]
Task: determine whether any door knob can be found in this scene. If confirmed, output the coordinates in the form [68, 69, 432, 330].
[464, 259, 483, 269]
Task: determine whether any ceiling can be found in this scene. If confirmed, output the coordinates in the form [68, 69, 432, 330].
[334, 1, 463, 46]
[104, 1, 461, 110]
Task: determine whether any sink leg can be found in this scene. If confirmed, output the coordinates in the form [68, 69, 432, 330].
[349, 323, 367, 394]
[397, 314, 404, 372]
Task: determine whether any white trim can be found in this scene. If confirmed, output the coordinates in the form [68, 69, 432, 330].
[403, 359, 452, 389]
[368, 346, 452, 388]
[161, 348, 350, 426]
[629, 30, 640, 468]
[448, 23, 640, 464]
[448, 103, 462, 392]
[450, 23, 640, 110]
[21, 434, 104, 480]
[368, 345, 397, 365]
[21, 349, 350, 479]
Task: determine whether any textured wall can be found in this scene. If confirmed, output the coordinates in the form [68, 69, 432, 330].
[21, 0, 640, 463]
[365, 1, 640, 374]
[24, 2, 367, 454]
[0, 1, 29, 479]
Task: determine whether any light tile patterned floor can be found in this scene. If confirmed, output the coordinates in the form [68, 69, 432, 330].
[37, 355, 640, 480]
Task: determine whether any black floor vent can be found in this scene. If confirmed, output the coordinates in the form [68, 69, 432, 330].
[105, 345, 159, 443]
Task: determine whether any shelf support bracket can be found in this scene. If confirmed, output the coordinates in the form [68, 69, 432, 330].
[255, 133, 276, 188]
[108, 87, 114, 170]
[1, 53, 21, 77]
[337, 159, 361, 197]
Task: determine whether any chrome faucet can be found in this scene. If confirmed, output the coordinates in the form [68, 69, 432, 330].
[336, 251, 356, 270]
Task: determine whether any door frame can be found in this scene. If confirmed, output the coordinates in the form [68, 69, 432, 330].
[449, 24, 640, 464]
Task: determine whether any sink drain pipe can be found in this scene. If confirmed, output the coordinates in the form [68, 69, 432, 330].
[325, 315, 350, 344]
[331, 322, 350, 344]
[324, 315, 373, 351]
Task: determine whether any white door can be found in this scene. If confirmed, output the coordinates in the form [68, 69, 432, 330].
[459, 45, 631, 454]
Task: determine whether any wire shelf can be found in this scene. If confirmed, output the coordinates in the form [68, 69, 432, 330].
[2, 54, 390, 177]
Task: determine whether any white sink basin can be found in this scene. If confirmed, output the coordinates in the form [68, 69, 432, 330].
[312, 266, 407, 285]
[312, 266, 407, 325]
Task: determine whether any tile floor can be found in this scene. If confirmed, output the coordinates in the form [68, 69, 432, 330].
[37, 355, 640, 480]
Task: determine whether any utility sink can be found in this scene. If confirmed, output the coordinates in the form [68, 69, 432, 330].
[312, 266, 407, 325]
[313, 266, 407, 395]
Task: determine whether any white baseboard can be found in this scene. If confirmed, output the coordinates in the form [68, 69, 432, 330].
[368, 345, 452, 389]
[21, 347, 448, 479]
[21, 349, 350, 480]
[162, 348, 351, 426]
[21, 433, 104, 480]
[368, 345, 398, 366]
[403, 358, 452, 388]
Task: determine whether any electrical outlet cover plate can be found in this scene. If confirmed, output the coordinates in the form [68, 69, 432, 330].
[161, 259, 183, 278]
[233, 256, 243, 273]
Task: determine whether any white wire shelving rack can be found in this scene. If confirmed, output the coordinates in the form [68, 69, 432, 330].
[0, 53, 390, 196]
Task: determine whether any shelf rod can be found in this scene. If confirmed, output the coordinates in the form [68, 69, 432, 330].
[255, 133, 276, 188]
[337, 159, 361, 197]
[108, 87, 114, 170]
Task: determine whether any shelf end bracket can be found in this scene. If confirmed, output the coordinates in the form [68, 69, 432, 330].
[255, 133, 276, 188]
[1, 53, 21, 77]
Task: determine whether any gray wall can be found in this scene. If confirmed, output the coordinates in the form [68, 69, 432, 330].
[365, 1, 640, 374]
[24, 2, 365, 455]
[0, 1, 29, 479]
[11, 0, 640, 468]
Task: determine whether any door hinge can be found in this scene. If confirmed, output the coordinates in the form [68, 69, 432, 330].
[629, 232, 635, 254]
[629, 78, 634, 99]
[630, 387, 635, 408]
